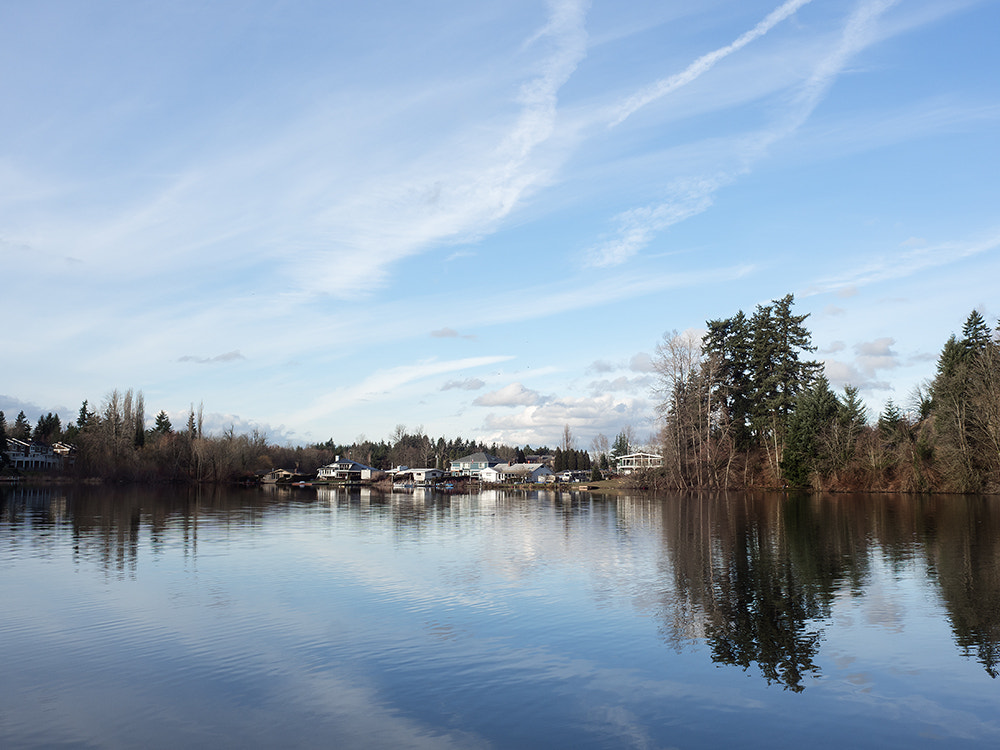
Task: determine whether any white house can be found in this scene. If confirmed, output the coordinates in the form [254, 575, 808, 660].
[317, 456, 378, 482]
[394, 467, 446, 484]
[615, 452, 663, 475]
[480, 462, 553, 484]
[449, 452, 501, 477]
[4, 438, 63, 471]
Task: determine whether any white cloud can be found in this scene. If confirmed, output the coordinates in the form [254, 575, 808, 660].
[807, 230, 1000, 295]
[588, 0, 903, 269]
[589, 375, 654, 395]
[478, 393, 654, 447]
[609, 0, 815, 127]
[855, 337, 900, 375]
[473, 382, 542, 407]
[441, 378, 486, 392]
[629, 352, 655, 373]
[178, 350, 246, 364]
[291, 356, 514, 423]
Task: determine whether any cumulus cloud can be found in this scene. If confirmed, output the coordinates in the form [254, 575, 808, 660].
[823, 336, 901, 391]
[589, 375, 654, 395]
[823, 359, 890, 392]
[822, 340, 846, 354]
[630, 352, 655, 373]
[473, 382, 542, 407]
[478, 393, 654, 447]
[178, 350, 246, 364]
[854, 337, 900, 375]
[441, 378, 485, 391]
[588, 359, 615, 374]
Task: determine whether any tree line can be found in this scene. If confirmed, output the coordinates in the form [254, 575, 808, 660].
[0, 396, 596, 483]
[650, 294, 1000, 492]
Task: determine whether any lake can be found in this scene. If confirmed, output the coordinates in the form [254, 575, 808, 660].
[1, 484, 998, 748]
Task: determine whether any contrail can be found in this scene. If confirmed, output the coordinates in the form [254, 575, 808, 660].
[610, 0, 814, 127]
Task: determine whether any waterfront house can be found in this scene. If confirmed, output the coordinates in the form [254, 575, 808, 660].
[394, 467, 446, 484]
[4, 438, 63, 471]
[317, 456, 378, 482]
[615, 452, 663, 475]
[480, 462, 553, 484]
[449, 452, 501, 477]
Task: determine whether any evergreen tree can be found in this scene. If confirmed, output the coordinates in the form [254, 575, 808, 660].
[877, 399, 906, 448]
[962, 310, 992, 355]
[750, 295, 822, 471]
[153, 410, 173, 434]
[704, 311, 753, 450]
[76, 400, 96, 430]
[704, 294, 820, 480]
[782, 376, 840, 487]
[32, 413, 61, 444]
[12, 411, 31, 441]
[931, 312, 1000, 490]
[610, 431, 631, 459]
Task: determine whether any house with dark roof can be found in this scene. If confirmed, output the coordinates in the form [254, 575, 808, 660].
[317, 456, 378, 482]
[449, 451, 501, 477]
[480, 462, 553, 484]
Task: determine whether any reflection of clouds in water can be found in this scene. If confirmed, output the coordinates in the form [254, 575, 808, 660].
[862, 589, 906, 633]
[289, 672, 489, 750]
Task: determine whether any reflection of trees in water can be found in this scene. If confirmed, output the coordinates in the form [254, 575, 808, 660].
[924, 496, 1000, 678]
[650, 492, 853, 691]
[632, 491, 1000, 688]
[0, 484, 315, 576]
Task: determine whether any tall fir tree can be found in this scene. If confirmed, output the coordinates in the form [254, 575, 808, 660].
[12, 411, 31, 441]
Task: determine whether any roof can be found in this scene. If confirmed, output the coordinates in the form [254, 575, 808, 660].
[487, 462, 549, 475]
[451, 452, 501, 465]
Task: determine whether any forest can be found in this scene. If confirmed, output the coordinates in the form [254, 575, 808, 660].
[649, 294, 1000, 493]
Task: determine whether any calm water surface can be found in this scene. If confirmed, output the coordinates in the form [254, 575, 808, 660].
[1, 485, 998, 749]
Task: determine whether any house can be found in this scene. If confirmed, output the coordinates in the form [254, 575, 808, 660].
[615, 452, 663, 475]
[262, 468, 295, 484]
[4, 438, 63, 471]
[393, 467, 446, 484]
[480, 462, 553, 484]
[449, 452, 501, 477]
[317, 456, 378, 482]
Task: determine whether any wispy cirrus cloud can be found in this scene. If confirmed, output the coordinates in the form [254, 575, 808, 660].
[806, 230, 1000, 296]
[609, 0, 815, 127]
[292, 0, 590, 297]
[587, 0, 901, 269]
[178, 350, 246, 364]
[291, 355, 514, 422]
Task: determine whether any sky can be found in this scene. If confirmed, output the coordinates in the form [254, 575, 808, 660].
[3, 0, 999, 449]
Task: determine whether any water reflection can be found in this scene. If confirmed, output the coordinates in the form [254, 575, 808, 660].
[611, 491, 1000, 687]
[2, 484, 999, 689]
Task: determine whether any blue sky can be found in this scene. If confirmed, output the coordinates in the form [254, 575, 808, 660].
[3, 0, 998, 449]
